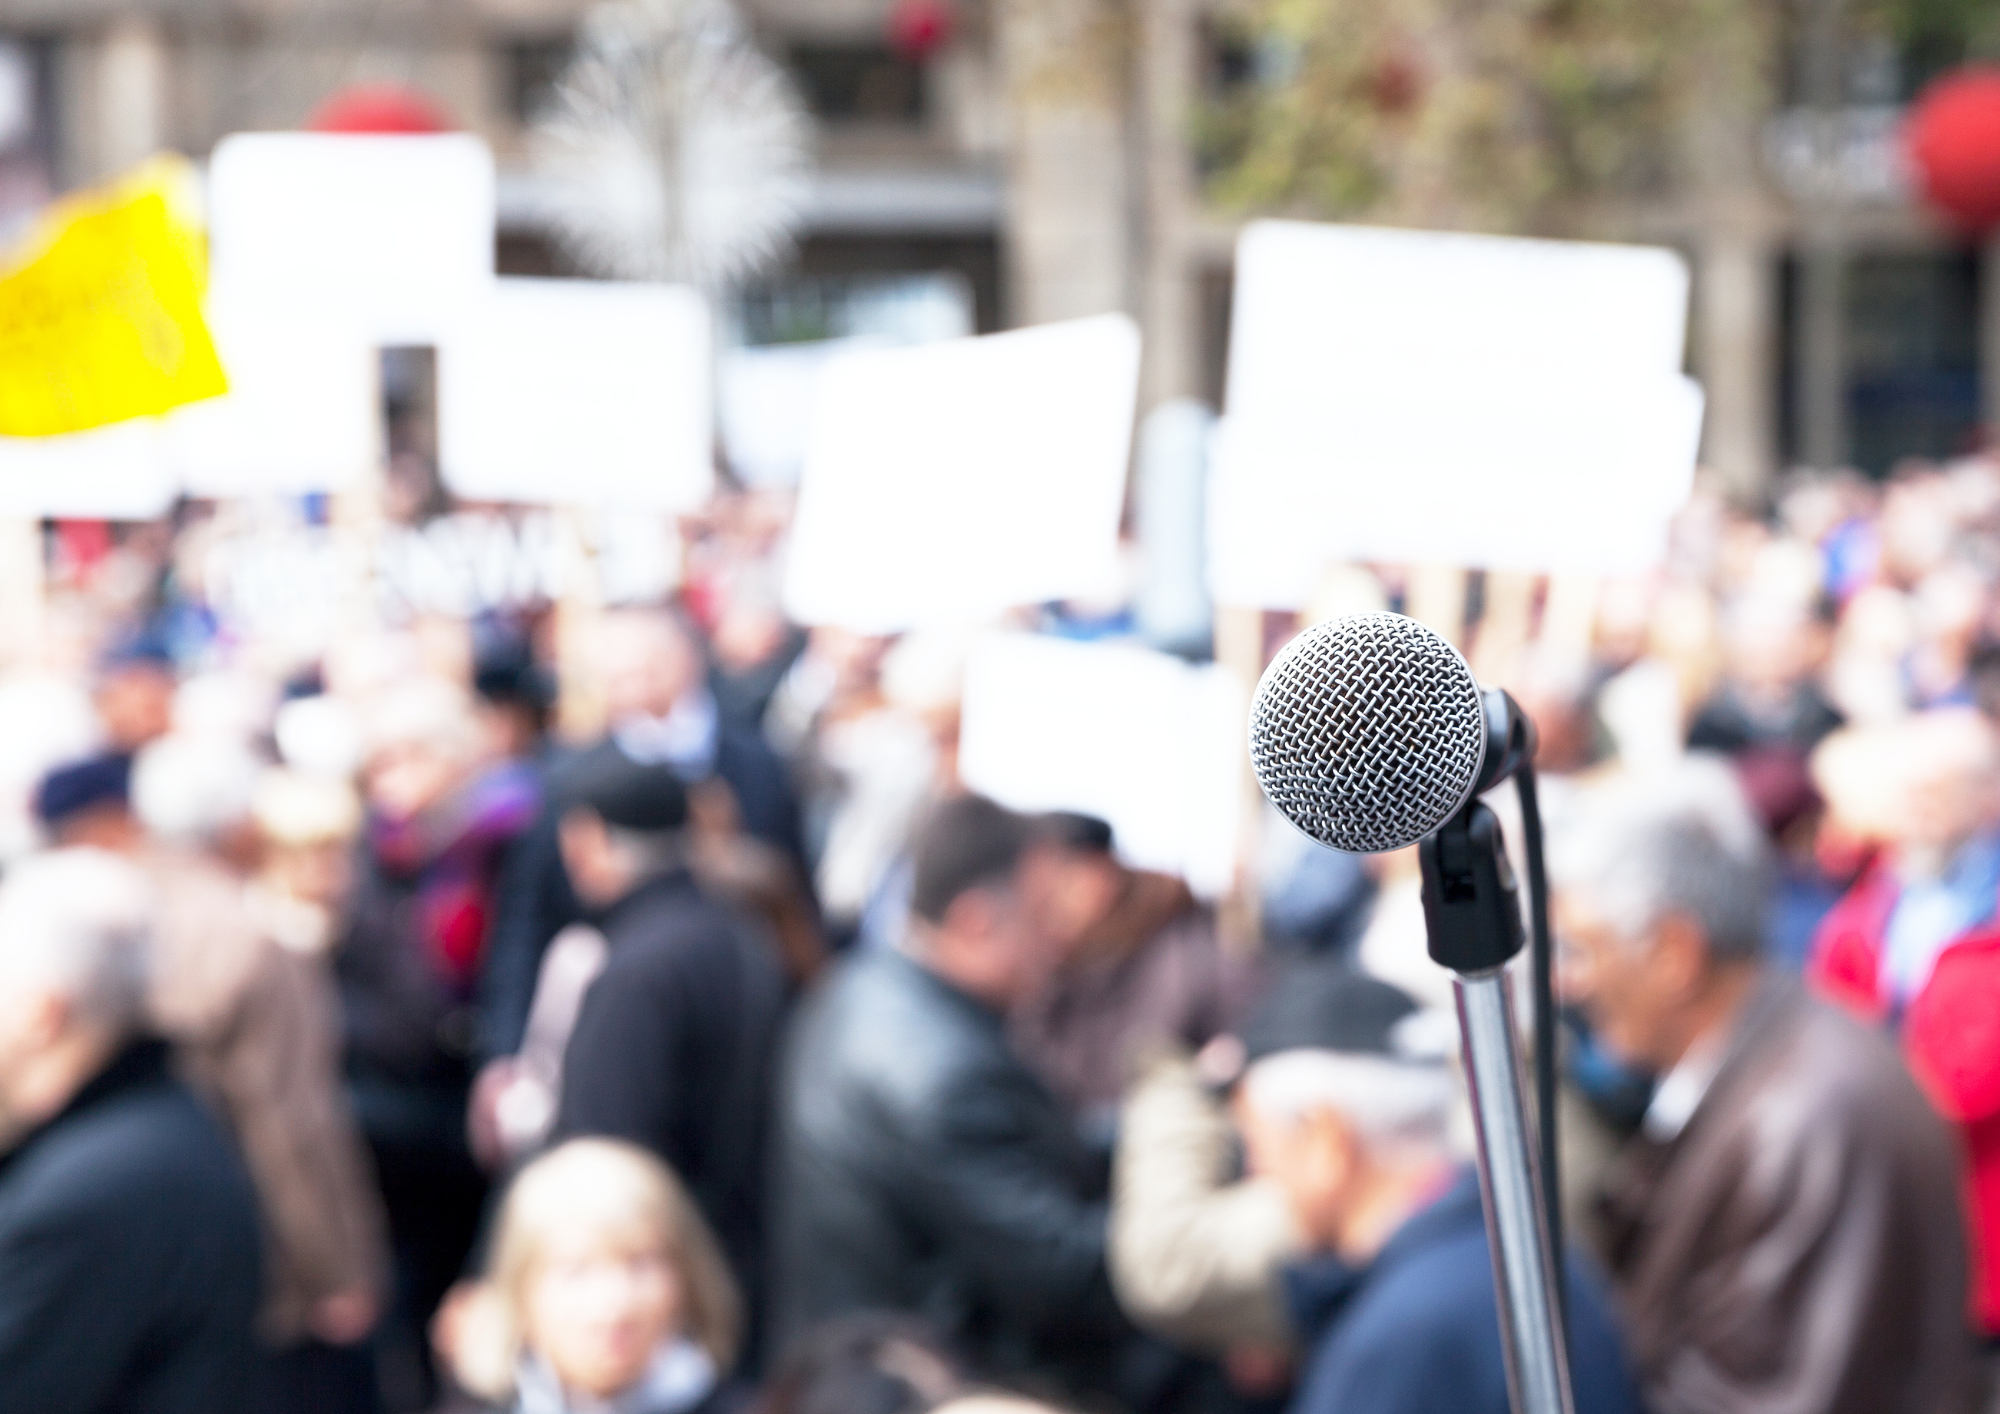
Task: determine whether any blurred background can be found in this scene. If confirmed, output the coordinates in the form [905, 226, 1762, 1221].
[0, 0, 1995, 484]
[5, 3, 2000, 1413]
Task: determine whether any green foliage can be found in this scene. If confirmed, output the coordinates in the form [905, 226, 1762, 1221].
[1200, 0, 1768, 233]
[1867, 0, 2000, 89]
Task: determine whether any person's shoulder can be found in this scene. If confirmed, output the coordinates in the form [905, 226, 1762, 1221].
[1296, 1237, 1503, 1414]
[604, 880, 782, 985]
[714, 718, 784, 771]
[693, 1377, 755, 1414]
[1780, 991, 1933, 1117]
[0, 1074, 252, 1233]
[796, 954, 999, 1108]
[1710, 990, 1957, 1193]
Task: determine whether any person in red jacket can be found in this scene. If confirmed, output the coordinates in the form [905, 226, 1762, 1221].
[1810, 707, 2000, 1336]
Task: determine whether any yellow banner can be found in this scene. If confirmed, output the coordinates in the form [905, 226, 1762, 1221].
[0, 156, 228, 437]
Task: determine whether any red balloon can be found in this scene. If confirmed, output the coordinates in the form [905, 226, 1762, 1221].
[306, 84, 454, 135]
[887, 0, 953, 60]
[1905, 65, 2000, 233]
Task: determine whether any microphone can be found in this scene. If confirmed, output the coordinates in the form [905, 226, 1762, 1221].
[1247, 611, 1575, 1414]
[1248, 612, 1535, 853]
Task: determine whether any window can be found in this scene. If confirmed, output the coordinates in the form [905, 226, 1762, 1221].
[788, 43, 926, 126]
[506, 36, 574, 124]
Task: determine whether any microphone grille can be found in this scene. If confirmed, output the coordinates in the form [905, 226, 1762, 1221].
[1249, 613, 1487, 854]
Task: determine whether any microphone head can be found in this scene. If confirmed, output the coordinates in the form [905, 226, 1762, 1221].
[1250, 612, 1488, 854]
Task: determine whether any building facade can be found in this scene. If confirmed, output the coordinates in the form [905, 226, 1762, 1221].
[2, 0, 1995, 497]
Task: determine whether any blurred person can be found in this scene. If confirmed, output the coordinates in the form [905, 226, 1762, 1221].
[1685, 593, 1842, 757]
[0, 849, 263, 1412]
[1508, 651, 1607, 778]
[1557, 759, 1976, 1414]
[1907, 563, 1988, 708]
[1109, 1043, 1301, 1356]
[1234, 966, 1642, 1414]
[755, 1314, 963, 1414]
[1879, 467, 1957, 589]
[1012, 811, 1257, 1137]
[1825, 583, 1916, 726]
[704, 571, 806, 736]
[1970, 640, 2000, 726]
[480, 606, 803, 1070]
[337, 678, 536, 1408]
[0, 667, 98, 860]
[1810, 709, 2000, 1343]
[438, 1139, 743, 1414]
[252, 768, 365, 957]
[93, 632, 177, 753]
[595, 607, 802, 860]
[540, 753, 787, 1350]
[1257, 810, 1376, 960]
[472, 617, 557, 767]
[772, 796, 1149, 1405]
[930, 1400, 1067, 1414]
[31, 750, 140, 849]
[1731, 745, 1842, 970]
[770, 628, 952, 950]
[132, 736, 391, 1413]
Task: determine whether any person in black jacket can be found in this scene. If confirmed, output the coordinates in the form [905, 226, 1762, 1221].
[479, 606, 804, 1068]
[546, 752, 787, 1360]
[0, 848, 263, 1414]
[770, 795, 1146, 1402]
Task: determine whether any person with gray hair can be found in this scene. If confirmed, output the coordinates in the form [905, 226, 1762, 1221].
[0, 848, 263, 1413]
[131, 734, 391, 1411]
[1554, 757, 1978, 1414]
[1232, 963, 1643, 1414]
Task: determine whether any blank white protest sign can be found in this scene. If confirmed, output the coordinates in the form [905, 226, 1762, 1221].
[1210, 220, 1704, 608]
[181, 132, 497, 497]
[205, 133, 496, 346]
[437, 279, 713, 510]
[782, 314, 1142, 633]
[958, 633, 1246, 899]
[165, 295, 378, 497]
[0, 420, 178, 519]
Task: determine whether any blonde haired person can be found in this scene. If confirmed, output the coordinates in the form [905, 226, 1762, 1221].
[444, 1139, 744, 1414]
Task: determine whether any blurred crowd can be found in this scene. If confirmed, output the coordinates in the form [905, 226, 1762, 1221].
[9, 450, 2000, 1414]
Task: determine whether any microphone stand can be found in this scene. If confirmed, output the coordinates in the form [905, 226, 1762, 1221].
[1419, 738, 1574, 1414]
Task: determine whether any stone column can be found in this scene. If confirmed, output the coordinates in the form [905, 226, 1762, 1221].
[95, 16, 170, 178]
[1696, 228, 1780, 499]
[994, 0, 1131, 327]
[1134, 0, 1199, 407]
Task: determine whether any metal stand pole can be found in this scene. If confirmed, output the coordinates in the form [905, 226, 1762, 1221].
[1456, 968, 1574, 1414]
[1420, 798, 1575, 1414]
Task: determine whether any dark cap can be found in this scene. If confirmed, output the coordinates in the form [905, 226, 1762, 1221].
[472, 618, 557, 714]
[1037, 810, 1115, 855]
[33, 753, 134, 828]
[1239, 963, 1430, 1064]
[561, 747, 690, 833]
[98, 625, 175, 674]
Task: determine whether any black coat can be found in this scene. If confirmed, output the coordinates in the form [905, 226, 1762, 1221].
[481, 731, 804, 1062]
[550, 870, 788, 1343]
[0, 1040, 263, 1414]
[771, 951, 1128, 1388]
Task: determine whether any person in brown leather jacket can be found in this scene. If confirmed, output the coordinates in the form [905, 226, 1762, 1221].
[1553, 758, 1978, 1414]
